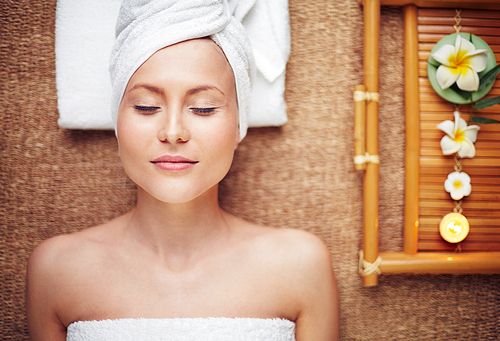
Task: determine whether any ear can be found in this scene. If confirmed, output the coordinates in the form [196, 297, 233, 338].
[234, 130, 240, 150]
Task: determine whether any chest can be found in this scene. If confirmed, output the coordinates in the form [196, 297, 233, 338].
[59, 254, 297, 326]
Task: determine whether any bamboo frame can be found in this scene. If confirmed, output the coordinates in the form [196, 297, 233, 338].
[362, 0, 380, 287]
[357, 1, 500, 285]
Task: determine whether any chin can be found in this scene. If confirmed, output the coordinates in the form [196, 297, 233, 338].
[135, 174, 224, 205]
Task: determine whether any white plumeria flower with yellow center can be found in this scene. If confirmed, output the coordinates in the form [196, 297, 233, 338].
[444, 171, 471, 200]
[431, 34, 488, 91]
[437, 111, 480, 158]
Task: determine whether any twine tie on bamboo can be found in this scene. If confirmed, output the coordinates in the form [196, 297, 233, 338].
[359, 250, 382, 277]
[354, 152, 380, 165]
[453, 9, 462, 33]
[353, 90, 380, 103]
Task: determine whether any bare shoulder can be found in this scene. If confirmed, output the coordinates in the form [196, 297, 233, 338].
[234, 216, 333, 275]
[26, 220, 121, 340]
[232, 218, 339, 339]
[28, 222, 113, 280]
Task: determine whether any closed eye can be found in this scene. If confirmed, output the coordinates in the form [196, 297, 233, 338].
[191, 107, 217, 115]
[134, 105, 160, 113]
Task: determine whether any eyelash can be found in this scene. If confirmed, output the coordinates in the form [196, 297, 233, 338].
[191, 107, 217, 115]
[133, 105, 217, 115]
[134, 105, 160, 113]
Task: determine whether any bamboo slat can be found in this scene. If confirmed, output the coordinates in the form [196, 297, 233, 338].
[418, 9, 500, 19]
[418, 17, 500, 28]
[418, 241, 500, 251]
[379, 1, 500, 10]
[417, 208, 500, 217]
[420, 167, 500, 176]
[420, 174, 500, 184]
[419, 216, 500, 226]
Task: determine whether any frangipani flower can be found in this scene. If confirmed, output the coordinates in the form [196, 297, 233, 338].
[444, 171, 471, 200]
[437, 111, 480, 158]
[431, 35, 488, 91]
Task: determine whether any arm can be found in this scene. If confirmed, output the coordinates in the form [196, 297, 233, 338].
[293, 235, 340, 341]
[26, 239, 68, 341]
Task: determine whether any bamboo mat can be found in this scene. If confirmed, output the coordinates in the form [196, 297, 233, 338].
[416, 8, 500, 252]
[1, 1, 499, 339]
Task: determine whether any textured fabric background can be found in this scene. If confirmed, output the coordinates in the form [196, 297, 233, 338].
[1, 1, 499, 340]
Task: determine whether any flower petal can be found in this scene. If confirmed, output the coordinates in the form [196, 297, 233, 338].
[450, 190, 464, 200]
[463, 51, 488, 72]
[463, 125, 480, 143]
[436, 65, 460, 90]
[431, 44, 455, 67]
[462, 182, 472, 196]
[456, 67, 480, 91]
[456, 36, 476, 56]
[454, 111, 467, 132]
[436, 120, 455, 138]
[440, 136, 461, 155]
[444, 178, 455, 193]
[457, 137, 476, 158]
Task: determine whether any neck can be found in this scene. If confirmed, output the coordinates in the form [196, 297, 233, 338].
[124, 184, 233, 268]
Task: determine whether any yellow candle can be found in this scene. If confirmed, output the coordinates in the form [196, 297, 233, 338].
[439, 212, 469, 243]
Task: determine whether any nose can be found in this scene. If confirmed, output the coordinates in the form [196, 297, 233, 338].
[157, 109, 190, 144]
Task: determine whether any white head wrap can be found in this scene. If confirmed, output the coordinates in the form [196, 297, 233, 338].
[109, 0, 255, 140]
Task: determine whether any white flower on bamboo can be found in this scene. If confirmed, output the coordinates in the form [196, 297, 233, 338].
[437, 111, 480, 158]
[431, 35, 488, 91]
[444, 171, 471, 200]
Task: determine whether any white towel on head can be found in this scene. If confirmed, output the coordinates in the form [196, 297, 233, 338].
[55, 0, 290, 136]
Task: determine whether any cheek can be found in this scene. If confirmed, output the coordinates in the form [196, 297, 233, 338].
[116, 113, 149, 166]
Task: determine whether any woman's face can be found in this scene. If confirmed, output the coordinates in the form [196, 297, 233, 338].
[117, 39, 239, 204]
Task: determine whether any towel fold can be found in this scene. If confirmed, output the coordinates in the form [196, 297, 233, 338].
[55, 0, 290, 136]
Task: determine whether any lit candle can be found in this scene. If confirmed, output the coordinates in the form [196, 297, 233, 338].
[439, 212, 469, 243]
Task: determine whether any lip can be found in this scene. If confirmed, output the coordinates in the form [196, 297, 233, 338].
[151, 155, 198, 171]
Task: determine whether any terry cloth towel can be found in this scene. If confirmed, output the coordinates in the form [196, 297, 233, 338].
[66, 317, 296, 341]
[55, 0, 290, 137]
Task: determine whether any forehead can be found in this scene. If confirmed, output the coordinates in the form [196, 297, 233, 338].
[130, 38, 235, 87]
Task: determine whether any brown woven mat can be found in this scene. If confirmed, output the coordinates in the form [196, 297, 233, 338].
[1, 0, 499, 340]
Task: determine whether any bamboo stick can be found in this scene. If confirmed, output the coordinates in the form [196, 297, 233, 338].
[418, 25, 500, 36]
[417, 208, 500, 217]
[420, 200, 500, 210]
[418, 34, 500, 44]
[354, 85, 367, 171]
[419, 216, 500, 226]
[380, 0, 500, 10]
[379, 251, 500, 273]
[420, 167, 500, 176]
[418, 241, 500, 251]
[418, 9, 500, 19]
[418, 17, 500, 28]
[362, 0, 380, 287]
[419, 233, 500, 242]
[420, 149, 500, 157]
[419, 174, 500, 184]
[404, 4, 420, 255]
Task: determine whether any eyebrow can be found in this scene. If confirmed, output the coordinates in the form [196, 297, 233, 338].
[186, 85, 225, 96]
[128, 83, 165, 96]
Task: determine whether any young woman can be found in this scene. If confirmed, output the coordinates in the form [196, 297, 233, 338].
[26, 2, 339, 340]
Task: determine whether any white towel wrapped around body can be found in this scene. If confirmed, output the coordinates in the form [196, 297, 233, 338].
[55, 0, 290, 139]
